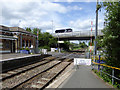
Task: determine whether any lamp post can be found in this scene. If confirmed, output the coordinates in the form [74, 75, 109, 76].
[37, 28, 39, 48]
[94, 0, 99, 55]
[51, 20, 54, 34]
[57, 34, 60, 53]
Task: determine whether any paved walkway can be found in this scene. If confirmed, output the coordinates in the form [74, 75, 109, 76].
[58, 65, 112, 88]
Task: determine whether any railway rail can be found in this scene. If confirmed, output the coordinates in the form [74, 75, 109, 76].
[1, 56, 73, 89]
[1, 56, 56, 81]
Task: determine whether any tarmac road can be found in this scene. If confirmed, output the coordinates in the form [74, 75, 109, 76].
[58, 65, 112, 88]
[48, 52, 85, 59]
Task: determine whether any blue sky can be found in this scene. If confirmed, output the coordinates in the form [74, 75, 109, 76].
[55, 2, 96, 26]
[1, 0, 105, 43]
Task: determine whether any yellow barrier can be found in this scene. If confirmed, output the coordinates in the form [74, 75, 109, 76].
[92, 61, 120, 71]
[92, 59, 105, 61]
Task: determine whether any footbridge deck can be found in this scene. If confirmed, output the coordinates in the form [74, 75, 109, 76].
[52, 30, 103, 40]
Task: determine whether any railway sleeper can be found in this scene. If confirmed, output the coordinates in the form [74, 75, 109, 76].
[21, 62, 70, 89]
[1, 57, 56, 81]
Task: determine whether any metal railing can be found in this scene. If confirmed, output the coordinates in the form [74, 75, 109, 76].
[92, 60, 120, 85]
[52, 30, 103, 38]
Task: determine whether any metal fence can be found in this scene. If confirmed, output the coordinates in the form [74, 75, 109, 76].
[92, 59, 120, 85]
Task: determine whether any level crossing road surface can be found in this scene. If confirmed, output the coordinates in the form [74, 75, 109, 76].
[58, 65, 112, 88]
[48, 52, 85, 59]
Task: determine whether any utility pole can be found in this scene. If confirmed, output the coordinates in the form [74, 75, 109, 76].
[52, 20, 54, 34]
[37, 28, 39, 48]
[94, 0, 99, 55]
[57, 34, 60, 53]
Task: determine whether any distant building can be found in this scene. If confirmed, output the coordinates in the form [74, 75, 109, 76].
[0, 25, 37, 53]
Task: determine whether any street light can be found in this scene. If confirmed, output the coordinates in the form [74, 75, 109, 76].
[94, 0, 100, 56]
[51, 20, 54, 34]
[57, 34, 60, 53]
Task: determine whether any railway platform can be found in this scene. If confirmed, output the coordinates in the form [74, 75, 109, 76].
[58, 65, 113, 88]
[1, 53, 41, 61]
[0, 53, 51, 72]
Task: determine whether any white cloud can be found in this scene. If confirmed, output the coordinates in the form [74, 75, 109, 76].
[67, 5, 83, 11]
[1, 0, 105, 34]
[69, 18, 104, 31]
[1, 1, 68, 32]
[70, 19, 92, 31]
[73, 6, 82, 10]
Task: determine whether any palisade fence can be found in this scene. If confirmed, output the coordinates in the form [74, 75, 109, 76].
[91, 55, 120, 87]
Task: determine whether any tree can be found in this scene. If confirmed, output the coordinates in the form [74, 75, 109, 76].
[48, 37, 57, 48]
[79, 41, 87, 48]
[98, 2, 120, 87]
[101, 2, 120, 67]
[38, 32, 57, 50]
[25, 27, 32, 32]
[33, 28, 41, 35]
[62, 41, 71, 51]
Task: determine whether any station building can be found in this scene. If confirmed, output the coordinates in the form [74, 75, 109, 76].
[0, 25, 37, 53]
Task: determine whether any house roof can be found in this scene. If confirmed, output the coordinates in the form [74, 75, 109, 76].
[9, 27, 28, 32]
[0, 25, 10, 31]
[0, 25, 37, 37]
[9, 27, 34, 35]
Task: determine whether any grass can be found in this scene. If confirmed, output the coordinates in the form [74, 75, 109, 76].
[92, 69, 120, 89]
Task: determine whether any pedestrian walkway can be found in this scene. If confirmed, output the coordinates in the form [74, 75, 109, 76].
[58, 65, 112, 88]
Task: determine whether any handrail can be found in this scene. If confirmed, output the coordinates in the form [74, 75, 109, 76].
[92, 61, 120, 71]
[92, 61, 120, 85]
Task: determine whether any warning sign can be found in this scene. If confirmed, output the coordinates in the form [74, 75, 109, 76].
[74, 58, 91, 66]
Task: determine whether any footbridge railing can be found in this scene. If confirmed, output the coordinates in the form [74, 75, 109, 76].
[52, 30, 103, 38]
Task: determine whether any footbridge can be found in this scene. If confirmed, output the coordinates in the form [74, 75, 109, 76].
[52, 30, 103, 40]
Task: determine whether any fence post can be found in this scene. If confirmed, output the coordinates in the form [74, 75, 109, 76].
[112, 69, 114, 85]
[93, 54, 96, 70]
[98, 55, 101, 71]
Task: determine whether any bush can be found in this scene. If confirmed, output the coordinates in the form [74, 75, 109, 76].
[25, 47, 30, 51]
[43, 46, 50, 51]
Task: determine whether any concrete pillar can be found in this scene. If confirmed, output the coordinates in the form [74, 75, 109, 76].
[15, 39, 17, 53]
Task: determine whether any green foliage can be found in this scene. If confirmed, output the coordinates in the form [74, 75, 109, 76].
[97, 2, 120, 88]
[101, 2, 120, 67]
[79, 42, 87, 48]
[38, 32, 57, 48]
[25, 47, 30, 51]
[62, 41, 71, 51]
[20, 47, 24, 50]
[33, 28, 41, 35]
[88, 41, 94, 46]
[25, 27, 57, 51]
[25, 27, 32, 32]
[43, 46, 50, 51]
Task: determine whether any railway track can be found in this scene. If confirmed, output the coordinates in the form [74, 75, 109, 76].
[1, 56, 56, 81]
[1, 57, 73, 89]
[17, 61, 71, 89]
